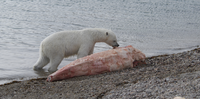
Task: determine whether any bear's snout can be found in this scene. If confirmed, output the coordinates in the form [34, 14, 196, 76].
[112, 43, 119, 49]
[113, 43, 119, 47]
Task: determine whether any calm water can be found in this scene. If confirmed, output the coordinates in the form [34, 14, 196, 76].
[0, 0, 200, 84]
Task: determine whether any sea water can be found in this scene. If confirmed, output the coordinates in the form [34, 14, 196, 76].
[0, 0, 200, 84]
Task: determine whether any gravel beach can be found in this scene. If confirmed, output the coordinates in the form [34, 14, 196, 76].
[1, 48, 200, 99]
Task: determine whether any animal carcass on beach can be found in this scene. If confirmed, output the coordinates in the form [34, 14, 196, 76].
[47, 45, 146, 82]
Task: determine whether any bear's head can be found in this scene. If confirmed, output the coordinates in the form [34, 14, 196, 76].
[84, 28, 119, 48]
[104, 30, 119, 48]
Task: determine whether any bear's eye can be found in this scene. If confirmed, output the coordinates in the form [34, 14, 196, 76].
[113, 40, 116, 42]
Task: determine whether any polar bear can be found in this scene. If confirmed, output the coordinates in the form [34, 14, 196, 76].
[33, 28, 119, 72]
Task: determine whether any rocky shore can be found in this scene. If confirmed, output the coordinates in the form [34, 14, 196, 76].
[1, 48, 200, 99]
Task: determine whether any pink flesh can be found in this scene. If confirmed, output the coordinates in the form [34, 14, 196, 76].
[47, 45, 146, 82]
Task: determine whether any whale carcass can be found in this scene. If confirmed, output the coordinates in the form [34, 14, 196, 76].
[47, 45, 146, 82]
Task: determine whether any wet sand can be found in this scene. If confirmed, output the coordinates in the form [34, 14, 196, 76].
[1, 48, 200, 99]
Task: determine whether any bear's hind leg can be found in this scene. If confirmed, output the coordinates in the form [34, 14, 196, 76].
[33, 55, 50, 70]
[48, 56, 63, 72]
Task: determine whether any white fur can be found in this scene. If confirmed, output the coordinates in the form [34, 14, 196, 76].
[33, 28, 119, 72]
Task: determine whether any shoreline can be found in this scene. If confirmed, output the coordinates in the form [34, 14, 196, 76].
[0, 45, 199, 86]
[1, 48, 200, 98]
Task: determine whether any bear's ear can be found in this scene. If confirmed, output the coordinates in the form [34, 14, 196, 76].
[106, 32, 108, 35]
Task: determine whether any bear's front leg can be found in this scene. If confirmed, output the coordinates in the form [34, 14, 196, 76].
[77, 44, 93, 59]
[88, 45, 94, 55]
[48, 55, 64, 72]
